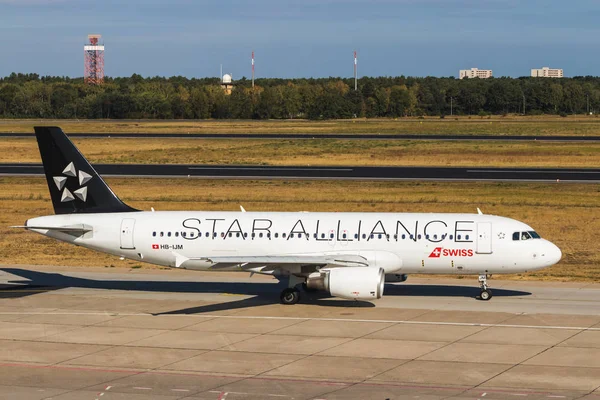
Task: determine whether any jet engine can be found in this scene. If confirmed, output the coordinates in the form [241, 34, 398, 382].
[305, 267, 384, 300]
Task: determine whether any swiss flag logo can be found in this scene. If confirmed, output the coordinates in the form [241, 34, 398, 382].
[428, 247, 443, 258]
[152, 244, 159, 250]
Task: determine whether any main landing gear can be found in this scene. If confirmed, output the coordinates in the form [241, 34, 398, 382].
[478, 274, 493, 301]
[280, 288, 300, 305]
[279, 275, 304, 305]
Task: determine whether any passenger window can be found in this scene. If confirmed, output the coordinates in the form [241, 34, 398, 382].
[236, 233, 240, 238]
[152, 232, 156, 237]
[342, 233, 347, 239]
[259, 233, 263, 238]
[213, 232, 217, 238]
[313, 233, 317, 239]
[466, 235, 470, 240]
[290, 233, 294, 238]
[354, 234, 358, 239]
[160, 232, 164, 237]
[378, 234, 382, 239]
[252, 233, 256, 238]
[182, 232, 187, 238]
[175, 232, 179, 237]
[433, 234, 437, 240]
[330, 233, 334, 239]
[426, 235, 429, 240]
[418, 234, 422, 240]
[283, 233, 287, 238]
[244, 233, 248, 238]
[221, 232, 225, 238]
[402, 234, 406, 240]
[321, 233, 325, 239]
[457, 235, 461, 240]
[362, 234, 367, 239]
[370, 234, 374, 239]
[205, 232, 209, 238]
[267, 233, 271, 238]
[394, 234, 398, 240]
[449, 235, 453, 240]
[275, 233, 279, 238]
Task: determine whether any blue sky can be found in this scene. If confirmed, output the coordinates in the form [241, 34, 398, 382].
[0, 0, 598, 78]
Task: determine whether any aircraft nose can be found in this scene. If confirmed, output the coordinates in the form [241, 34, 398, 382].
[544, 240, 562, 265]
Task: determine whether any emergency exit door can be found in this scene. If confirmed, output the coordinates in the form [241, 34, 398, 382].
[476, 222, 492, 254]
[120, 218, 136, 249]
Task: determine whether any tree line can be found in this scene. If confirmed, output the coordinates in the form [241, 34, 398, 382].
[1, 72, 599, 119]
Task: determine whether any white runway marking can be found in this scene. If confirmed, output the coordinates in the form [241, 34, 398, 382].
[1, 311, 598, 331]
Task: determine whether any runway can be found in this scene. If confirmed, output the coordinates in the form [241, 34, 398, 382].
[2, 163, 600, 182]
[2, 132, 600, 141]
[0, 265, 599, 399]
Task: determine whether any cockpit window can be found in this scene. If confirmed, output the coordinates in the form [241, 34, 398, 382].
[513, 231, 541, 241]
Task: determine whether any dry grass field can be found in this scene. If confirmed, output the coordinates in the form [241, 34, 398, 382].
[1, 137, 599, 168]
[2, 116, 600, 136]
[1, 177, 598, 282]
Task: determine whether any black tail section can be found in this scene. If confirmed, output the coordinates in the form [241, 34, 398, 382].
[34, 126, 138, 214]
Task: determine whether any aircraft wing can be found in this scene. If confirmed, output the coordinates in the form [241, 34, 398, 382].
[173, 253, 369, 271]
[206, 255, 369, 269]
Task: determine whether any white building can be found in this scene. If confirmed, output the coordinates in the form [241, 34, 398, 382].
[459, 68, 493, 79]
[531, 67, 564, 78]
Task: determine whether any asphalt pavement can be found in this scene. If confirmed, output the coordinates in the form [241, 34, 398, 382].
[1, 163, 599, 182]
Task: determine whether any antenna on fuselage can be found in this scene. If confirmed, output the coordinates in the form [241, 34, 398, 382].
[477, 208, 483, 215]
[240, 205, 247, 212]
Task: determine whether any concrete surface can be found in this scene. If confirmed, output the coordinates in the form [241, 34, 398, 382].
[0, 265, 598, 400]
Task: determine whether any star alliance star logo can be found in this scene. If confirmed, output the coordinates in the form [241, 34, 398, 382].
[53, 162, 92, 203]
[498, 232, 506, 239]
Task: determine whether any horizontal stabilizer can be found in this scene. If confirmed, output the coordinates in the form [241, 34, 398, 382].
[11, 224, 92, 233]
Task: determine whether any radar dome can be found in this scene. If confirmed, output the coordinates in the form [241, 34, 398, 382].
[222, 74, 232, 83]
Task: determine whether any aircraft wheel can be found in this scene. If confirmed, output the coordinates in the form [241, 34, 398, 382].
[479, 289, 493, 301]
[280, 288, 300, 305]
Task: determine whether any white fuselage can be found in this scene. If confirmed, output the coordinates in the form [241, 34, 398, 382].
[27, 211, 562, 276]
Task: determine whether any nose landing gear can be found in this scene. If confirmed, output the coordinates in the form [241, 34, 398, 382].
[478, 274, 493, 301]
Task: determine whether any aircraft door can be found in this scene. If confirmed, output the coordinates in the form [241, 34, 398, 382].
[120, 218, 136, 250]
[476, 222, 492, 254]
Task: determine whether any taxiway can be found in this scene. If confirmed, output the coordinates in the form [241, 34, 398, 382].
[0, 265, 599, 400]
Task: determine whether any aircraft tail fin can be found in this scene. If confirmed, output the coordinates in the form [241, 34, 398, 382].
[34, 126, 138, 214]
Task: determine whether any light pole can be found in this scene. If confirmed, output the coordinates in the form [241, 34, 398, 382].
[587, 94, 590, 115]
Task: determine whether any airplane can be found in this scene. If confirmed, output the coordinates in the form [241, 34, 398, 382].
[13, 127, 562, 305]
